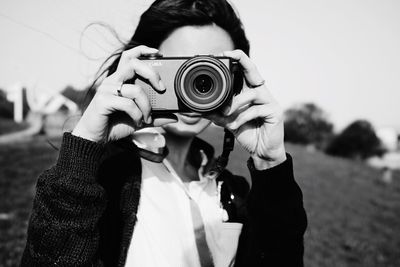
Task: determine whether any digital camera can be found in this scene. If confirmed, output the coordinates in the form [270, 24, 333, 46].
[134, 55, 243, 113]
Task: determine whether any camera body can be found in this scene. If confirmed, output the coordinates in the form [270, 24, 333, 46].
[134, 55, 242, 113]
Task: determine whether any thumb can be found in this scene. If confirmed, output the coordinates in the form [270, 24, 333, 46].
[151, 113, 178, 127]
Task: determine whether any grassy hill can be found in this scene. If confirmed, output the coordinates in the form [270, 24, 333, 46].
[201, 126, 400, 267]
[0, 118, 28, 135]
[0, 125, 399, 266]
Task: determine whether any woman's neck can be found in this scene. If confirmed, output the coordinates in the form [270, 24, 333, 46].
[164, 132, 198, 182]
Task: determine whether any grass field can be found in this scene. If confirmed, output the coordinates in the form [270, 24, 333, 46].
[0, 119, 28, 135]
[1, 125, 400, 266]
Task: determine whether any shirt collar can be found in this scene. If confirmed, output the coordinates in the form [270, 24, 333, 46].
[130, 128, 217, 179]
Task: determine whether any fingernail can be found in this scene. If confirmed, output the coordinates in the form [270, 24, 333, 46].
[229, 122, 237, 129]
[153, 118, 178, 127]
[159, 80, 166, 91]
[222, 106, 230, 115]
[146, 116, 152, 124]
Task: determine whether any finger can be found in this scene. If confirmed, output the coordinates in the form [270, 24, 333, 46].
[227, 104, 279, 131]
[205, 112, 236, 129]
[118, 45, 159, 66]
[130, 58, 165, 93]
[152, 117, 179, 127]
[104, 95, 144, 127]
[223, 50, 264, 87]
[150, 113, 179, 127]
[228, 87, 277, 116]
[97, 82, 152, 124]
[96, 80, 121, 94]
[227, 89, 258, 116]
[205, 113, 226, 127]
[119, 84, 152, 124]
[111, 58, 165, 93]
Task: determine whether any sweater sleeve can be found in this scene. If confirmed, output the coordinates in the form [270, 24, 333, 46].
[235, 154, 307, 267]
[21, 132, 107, 267]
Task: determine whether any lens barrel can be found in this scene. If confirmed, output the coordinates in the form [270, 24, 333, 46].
[193, 74, 214, 94]
[174, 56, 233, 113]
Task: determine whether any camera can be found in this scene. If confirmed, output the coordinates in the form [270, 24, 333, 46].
[134, 54, 243, 113]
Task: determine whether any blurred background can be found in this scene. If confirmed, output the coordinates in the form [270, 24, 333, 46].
[0, 0, 399, 266]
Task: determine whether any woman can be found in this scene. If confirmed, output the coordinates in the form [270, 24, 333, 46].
[21, 0, 307, 266]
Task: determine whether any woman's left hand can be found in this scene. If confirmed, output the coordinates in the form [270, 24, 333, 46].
[207, 50, 286, 170]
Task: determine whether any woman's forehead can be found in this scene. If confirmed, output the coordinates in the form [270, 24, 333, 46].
[158, 25, 235, 56]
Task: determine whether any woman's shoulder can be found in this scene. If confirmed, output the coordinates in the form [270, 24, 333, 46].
[98, 138, 142, 185]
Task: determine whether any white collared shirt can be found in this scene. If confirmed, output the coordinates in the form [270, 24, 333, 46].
[125, 130, 243, 267]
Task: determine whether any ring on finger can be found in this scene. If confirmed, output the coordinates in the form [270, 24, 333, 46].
[117, 83, 123, 97]
[246, 79, 265, 89]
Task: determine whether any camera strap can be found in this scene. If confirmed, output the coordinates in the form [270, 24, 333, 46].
[209, 129, 235, 177]
[132, 127, 235, 177]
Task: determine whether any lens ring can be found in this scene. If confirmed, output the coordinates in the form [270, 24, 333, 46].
[175, 56, 233, 112]
[183, 65, 223, 102]
[181, 63, 225, 110]
[193, 74, 214, 94]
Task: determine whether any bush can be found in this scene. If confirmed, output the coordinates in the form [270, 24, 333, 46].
[61, 85, 92, 110]
[325, 119, 385, 160]
[284, 103, 334, 148]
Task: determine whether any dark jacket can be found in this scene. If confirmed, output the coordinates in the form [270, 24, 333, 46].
[21, 133, 307, 267]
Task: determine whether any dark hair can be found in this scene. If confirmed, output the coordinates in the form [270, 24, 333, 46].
[109, 0, 248, 75]
[134, 0, 249, 52]
[84, 0, 249, 108]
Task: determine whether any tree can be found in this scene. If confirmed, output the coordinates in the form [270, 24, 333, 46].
[61, 85, 88, 109]
[325, 119, 385, 160]
[284, 103, 334, 148]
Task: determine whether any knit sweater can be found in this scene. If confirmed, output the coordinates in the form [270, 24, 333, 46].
[21, 132, 307, 267]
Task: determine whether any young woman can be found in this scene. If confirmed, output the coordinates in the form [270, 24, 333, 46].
[21, 0, 307, 266]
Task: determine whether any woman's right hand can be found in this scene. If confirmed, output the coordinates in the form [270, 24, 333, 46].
[72, 45, 175, 142]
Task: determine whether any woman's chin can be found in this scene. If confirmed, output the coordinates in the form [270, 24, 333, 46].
[162, 113, 211, 137]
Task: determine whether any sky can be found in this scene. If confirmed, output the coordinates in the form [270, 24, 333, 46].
[0, 0, 399, 131]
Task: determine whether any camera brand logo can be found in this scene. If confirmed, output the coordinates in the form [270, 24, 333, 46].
[149, 61, 163, 67]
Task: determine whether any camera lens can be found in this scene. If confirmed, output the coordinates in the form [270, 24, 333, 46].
[175, 56, 233, 113]
[193, 74, 214, 94]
